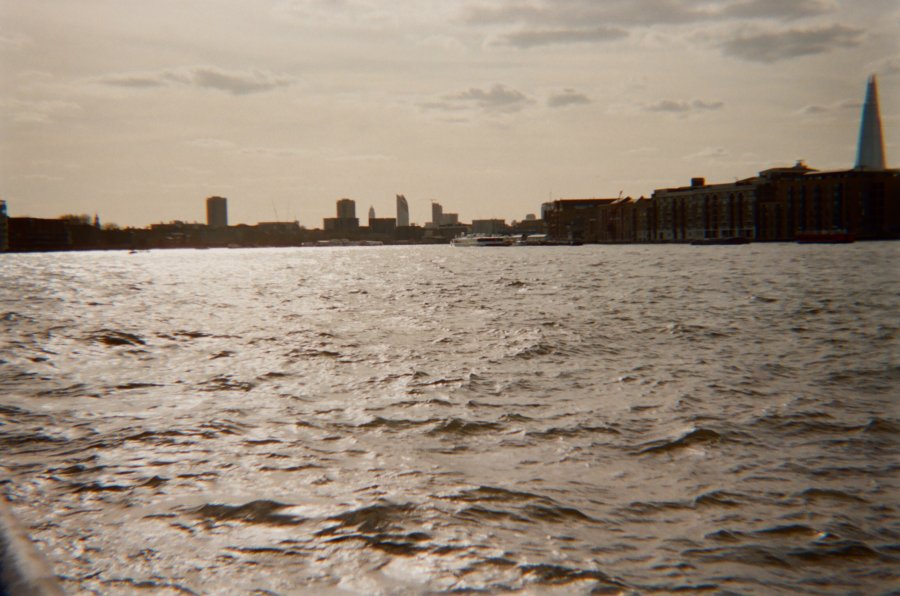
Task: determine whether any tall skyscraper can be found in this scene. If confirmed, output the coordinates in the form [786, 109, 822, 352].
[368, 206, 376, 223]
[206, 196, 228, 227]
[855, 74, 887, 171]
[431, 201, 443, 227]
[337, 198, 356, 219]
[396, 194, 409, 227]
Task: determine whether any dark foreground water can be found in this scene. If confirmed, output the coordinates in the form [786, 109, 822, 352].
[1, 243, 897, 595]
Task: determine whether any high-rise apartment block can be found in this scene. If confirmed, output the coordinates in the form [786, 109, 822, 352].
[337, 198, 356, 219]
[396, 194, 409, 227]
[206, 196, 228, 227]
[431, 201, 443, 228]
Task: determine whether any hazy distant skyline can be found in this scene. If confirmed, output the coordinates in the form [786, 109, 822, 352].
[2, 0, 897, 228]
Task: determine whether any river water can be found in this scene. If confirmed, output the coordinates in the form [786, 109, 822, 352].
[0, 243, 897, 595]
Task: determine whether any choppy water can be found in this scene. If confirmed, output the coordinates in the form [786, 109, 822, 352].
[1, 243, 898, 595]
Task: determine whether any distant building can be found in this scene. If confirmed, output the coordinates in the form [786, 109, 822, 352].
[856, 74, 886, 171]
[510, 217, 546, 236]
[323, 217, 360, 234]
[541, 202, 554, 221]
[472, 219, 508, 235]
[324, 198, 360, 236]
[8, 217, 71, 251]
[651, 177, 758, 242]
[545, 198, 617, 243]
[337, 198, 356, 219]
[0, 200, 7, 251]
[368, 217, 397, 237]
[206, 196, 228, 227]
[757, 165, 899, 241]
[396, 194, 410, 227]
[368, 206, 375, 224]
[431, 201, 443, 228]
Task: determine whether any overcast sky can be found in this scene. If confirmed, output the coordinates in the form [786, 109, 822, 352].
[2, 0, 898, 228]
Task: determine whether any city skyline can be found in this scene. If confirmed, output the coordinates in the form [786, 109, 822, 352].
[2, 1, 898, 229]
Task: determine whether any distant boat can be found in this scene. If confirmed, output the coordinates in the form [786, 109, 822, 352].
[517, 234, 549, 245]
[796, 229, 855, 244]
[690, 237, 751, 246]
[450, 235, 513, 247]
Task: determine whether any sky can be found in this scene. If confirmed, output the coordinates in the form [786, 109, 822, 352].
[2, 0, 898, 229]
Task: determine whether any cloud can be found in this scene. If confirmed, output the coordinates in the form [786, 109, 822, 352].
[871, 57, 900, 78]
[463, 0, 713, 28]
[720, 0, 836, 20]
[102, 75, 169, 89]
[797, 99, 860, 116]
[686, 146, 731, 160]
[274, 0, 396, 26]
[462, 0, 846, 60]
[721, 24, 863, 63]
[328, 152, 394, 162]
[547, 89, 591, 108]
[99, 67, 293, 95]
[799, 104, 829, 115]
[189, 68, 291, 95]
[0, 30, 32, 49]
[645, 99, 723, 113]
[3, 98, 82, 124]
[498, 26, 628, 48]
[463, 0, 834, 29]
[188, 138, 237, 150]
[425, 84, 532, 113]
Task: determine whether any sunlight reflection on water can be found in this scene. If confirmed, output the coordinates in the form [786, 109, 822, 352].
[1, 243, 898, 594]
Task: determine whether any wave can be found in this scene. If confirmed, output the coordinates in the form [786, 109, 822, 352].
[426, 418, 504, 436]
[443, 486, 597, 525]
[635, 427, 724, 454]
[684, 539, 893, 569]
[527, 424, 621, 440]
[318, 501, 415, 535]
[193, 500, 302, 526]
[87, 329, 147, 347]
[518, 563, 627, 589]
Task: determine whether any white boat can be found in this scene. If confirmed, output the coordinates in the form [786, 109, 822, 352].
[450, 235, 513, 247]
[517, 234, 548, 245]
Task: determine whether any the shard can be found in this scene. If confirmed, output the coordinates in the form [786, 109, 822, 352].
[855, 75, 887, 170]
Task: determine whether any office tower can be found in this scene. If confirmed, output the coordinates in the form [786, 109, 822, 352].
[337, 198, 356, 219]
[855, 75, 886, 170]
[431, 201, 443, 227]
[206, 196, 228, 227]
[396, 194, 409, 227]
[368, 206, 375, 223]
